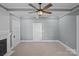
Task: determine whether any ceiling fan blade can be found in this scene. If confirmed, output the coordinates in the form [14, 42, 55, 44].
[28, 4, 38, 10]
[43, 11, 52, 14]
[43, 3, 52, 10]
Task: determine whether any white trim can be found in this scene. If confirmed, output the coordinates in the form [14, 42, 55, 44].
[11, 46, 15, 50]
[4, 50, 14, 56]
[21, 40, 59, 42]
[58, 40, 77, 55]
[11, 40, 21, 50]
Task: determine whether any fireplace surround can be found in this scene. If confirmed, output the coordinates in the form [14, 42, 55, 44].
[0, 39, 7, 56]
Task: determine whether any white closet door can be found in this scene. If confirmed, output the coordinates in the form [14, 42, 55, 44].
[33, 23, 42, 41]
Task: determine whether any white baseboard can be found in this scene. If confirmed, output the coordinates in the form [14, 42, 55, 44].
[21, 40, 59, 42]
[58, 40, 76, 55]
[4, 50, 14, 56]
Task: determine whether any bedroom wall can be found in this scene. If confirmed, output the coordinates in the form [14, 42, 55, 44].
[20, 19, 33, 40]
[42, 18, 59, 40]
[77, 15, 79, 55]
[20, 17, 59, 40]
[0, 7, 9, 33]
[59, 15, 76, 49]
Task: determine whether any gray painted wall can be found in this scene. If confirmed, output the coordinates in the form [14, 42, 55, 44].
[0, 7, 9, 33]
[59, 15, 76, 49]
[77, 15, 79, 55]
[20, 19, 33, 40]
[20, 18, 59, 40]
[42, 19, 59, 40]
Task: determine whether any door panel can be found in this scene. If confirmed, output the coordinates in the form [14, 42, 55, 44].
[33, 23, 42, 41]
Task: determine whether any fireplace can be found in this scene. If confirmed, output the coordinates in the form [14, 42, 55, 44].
[0, 39, 7, 56]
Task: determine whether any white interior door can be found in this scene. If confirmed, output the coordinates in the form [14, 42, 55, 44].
[12, 20, 20, 48]
[33, 23, 42, 41]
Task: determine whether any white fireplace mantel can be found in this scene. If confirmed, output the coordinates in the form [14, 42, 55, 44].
[0, 31, 11, 53]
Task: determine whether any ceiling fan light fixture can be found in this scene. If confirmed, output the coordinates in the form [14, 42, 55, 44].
[37, 11, 43, 16]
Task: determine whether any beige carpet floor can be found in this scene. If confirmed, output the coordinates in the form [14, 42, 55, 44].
[11, 42, 76, 56]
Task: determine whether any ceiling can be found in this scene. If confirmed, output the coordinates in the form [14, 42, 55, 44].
[0, 3, 79, 18]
